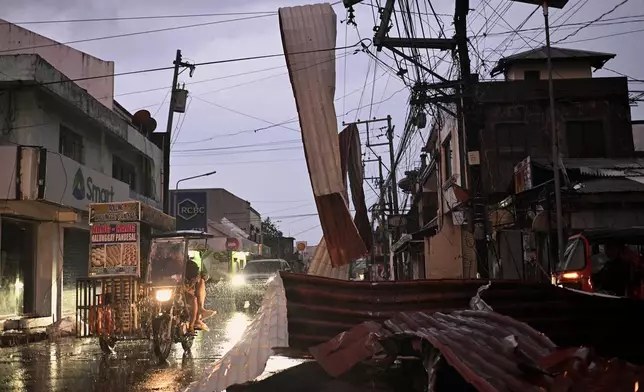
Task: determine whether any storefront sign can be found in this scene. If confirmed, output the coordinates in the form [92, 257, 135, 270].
[226, 237, 240, 251]
[514, 156, 533, 194]
[89, 201, 141, 223]
[172, 191, 208, 232]
[89, 222, 140, 277]
[296, 241, 307, 252]
[45, 154, 130, 211]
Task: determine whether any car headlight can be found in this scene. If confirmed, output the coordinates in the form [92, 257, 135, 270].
[266, 276, 275, 284]
[155, 288, 174, 302]
[231, 275, 246, 286]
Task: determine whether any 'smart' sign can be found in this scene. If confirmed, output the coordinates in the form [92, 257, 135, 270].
[44, 154, 130, 211]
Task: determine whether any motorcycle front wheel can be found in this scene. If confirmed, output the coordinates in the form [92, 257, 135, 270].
[152, 316, 173, 362]
[99, 336, 116, 355]
[181, 335, 194, 351]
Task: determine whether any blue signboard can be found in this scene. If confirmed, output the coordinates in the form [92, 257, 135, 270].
[172, 191, 208, 232]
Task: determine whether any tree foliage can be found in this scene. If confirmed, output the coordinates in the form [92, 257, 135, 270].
[262, 217, 282, 241]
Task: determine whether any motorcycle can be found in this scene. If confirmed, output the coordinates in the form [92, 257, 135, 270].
[151, 285, 195, 361]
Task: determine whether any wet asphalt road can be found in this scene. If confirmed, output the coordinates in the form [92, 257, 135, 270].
[0, 288, 303, 392]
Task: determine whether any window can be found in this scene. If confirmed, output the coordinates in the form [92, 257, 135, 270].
[495, 123, 527, 157]
[524, 70, 540, 82]
[58, 125, 84, 163]
[442, 135, 454, 180]
[140, 156, 155, 198]
[566, 121, 606, 158]
[112, 155, 137, 190]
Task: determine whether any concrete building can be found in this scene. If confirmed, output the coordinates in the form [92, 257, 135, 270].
[170, 188, 262, 243]
[0, 21, 163, 321]
[405, 46, 634, 280]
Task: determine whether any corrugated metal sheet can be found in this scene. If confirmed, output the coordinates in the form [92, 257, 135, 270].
[279, 3, 367, 267]
[184, 274, 289, 392]
[339, 124, 373, 250]
[532, 157, 644, 177]
[307, 237, 350, 280]
[280, 273, 644, 364]
[574, 177, 644, 193]
[311, 310, 644, 392]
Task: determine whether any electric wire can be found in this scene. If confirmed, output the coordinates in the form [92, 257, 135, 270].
[555, 0, 631, 43]
[0, 14, 275, 54]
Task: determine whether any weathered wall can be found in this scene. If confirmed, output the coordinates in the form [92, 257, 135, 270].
[0, 64, 162, 202]
[633, 122, 644, 152]
[427, 214, 463, 278]
[505, 62, 592, 81]
[477, 77, 633, 195]
[0, 20, 114, 108]
[35, 222, 62, 319]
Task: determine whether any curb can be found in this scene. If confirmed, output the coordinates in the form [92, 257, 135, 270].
[0, 332, 49, 348]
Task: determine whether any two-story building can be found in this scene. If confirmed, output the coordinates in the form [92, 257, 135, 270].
[0, 21, 163, 321]
[406, 46, 635, 280]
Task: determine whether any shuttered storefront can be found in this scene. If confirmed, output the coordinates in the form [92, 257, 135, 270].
[62, 228, 89, 316]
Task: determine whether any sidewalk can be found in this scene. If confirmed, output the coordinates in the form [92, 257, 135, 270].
[0, 315, 75, 347]
[0, 330, 48, 347]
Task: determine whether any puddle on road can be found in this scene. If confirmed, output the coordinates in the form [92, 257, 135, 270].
[0, 309, 303, 391]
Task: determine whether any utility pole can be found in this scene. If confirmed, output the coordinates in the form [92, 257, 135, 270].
[544, 3, 566, 265]
[386, 115, 399, 216]
[162, 50, 194, 214]
[350, 116, 396, 280]
[455, 0, 489, 278]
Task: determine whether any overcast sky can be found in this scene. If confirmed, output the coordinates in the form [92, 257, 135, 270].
[3, 0, 643, 243]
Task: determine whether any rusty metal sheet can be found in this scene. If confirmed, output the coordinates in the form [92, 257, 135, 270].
[339, 123, 373, 250]
[184, 274, 289, 392]
[279, 3, 367, 267]
[280, 273, 644, 364]
[311, 310, 644, 392]
[307, 237, 350, 280]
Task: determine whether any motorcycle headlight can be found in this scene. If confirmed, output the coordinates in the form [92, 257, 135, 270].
[231, 275, 246, 286]
[155, 288, 174, 302]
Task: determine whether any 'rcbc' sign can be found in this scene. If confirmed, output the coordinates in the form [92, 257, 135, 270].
[172, 191, 208, 232]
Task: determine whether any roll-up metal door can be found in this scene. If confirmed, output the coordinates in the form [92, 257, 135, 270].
[62, 228, 89, 316]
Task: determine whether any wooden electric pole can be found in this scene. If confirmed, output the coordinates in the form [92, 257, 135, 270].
[162, 50, 194, 214]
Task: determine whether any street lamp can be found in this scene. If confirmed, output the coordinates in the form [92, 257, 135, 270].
[510, 0, 568, 265]
[175, 170, 217, 190]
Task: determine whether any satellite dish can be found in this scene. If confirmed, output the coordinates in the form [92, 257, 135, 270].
[132, 109, 157, 135]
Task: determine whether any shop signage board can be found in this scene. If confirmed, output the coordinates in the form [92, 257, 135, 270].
[45, 154, 130, 211]
[89, 201, 141, 223]
[89, 222, 140, 277]
[89, 201, 175, 232]
[296, 241, 307, 252]
[514, 156, 533, 194]
[171, 191, 208, 232]
[226, 237, 240, 251]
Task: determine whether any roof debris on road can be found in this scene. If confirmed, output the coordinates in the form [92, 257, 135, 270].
[310, 309, 644, 392]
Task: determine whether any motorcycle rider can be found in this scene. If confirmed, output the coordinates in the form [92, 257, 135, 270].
[185, 257, 216, 334]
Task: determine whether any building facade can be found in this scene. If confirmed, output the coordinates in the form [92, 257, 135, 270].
[170, 188, 262, 243]
[0, 22, 163, 320]
[406, 46, 635, 280]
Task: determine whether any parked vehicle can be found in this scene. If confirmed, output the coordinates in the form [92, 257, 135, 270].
[553, 227, 644, 299]
[231, 258, 292, 311]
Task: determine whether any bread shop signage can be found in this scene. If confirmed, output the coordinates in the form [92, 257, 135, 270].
[89, 222, 140, 277]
